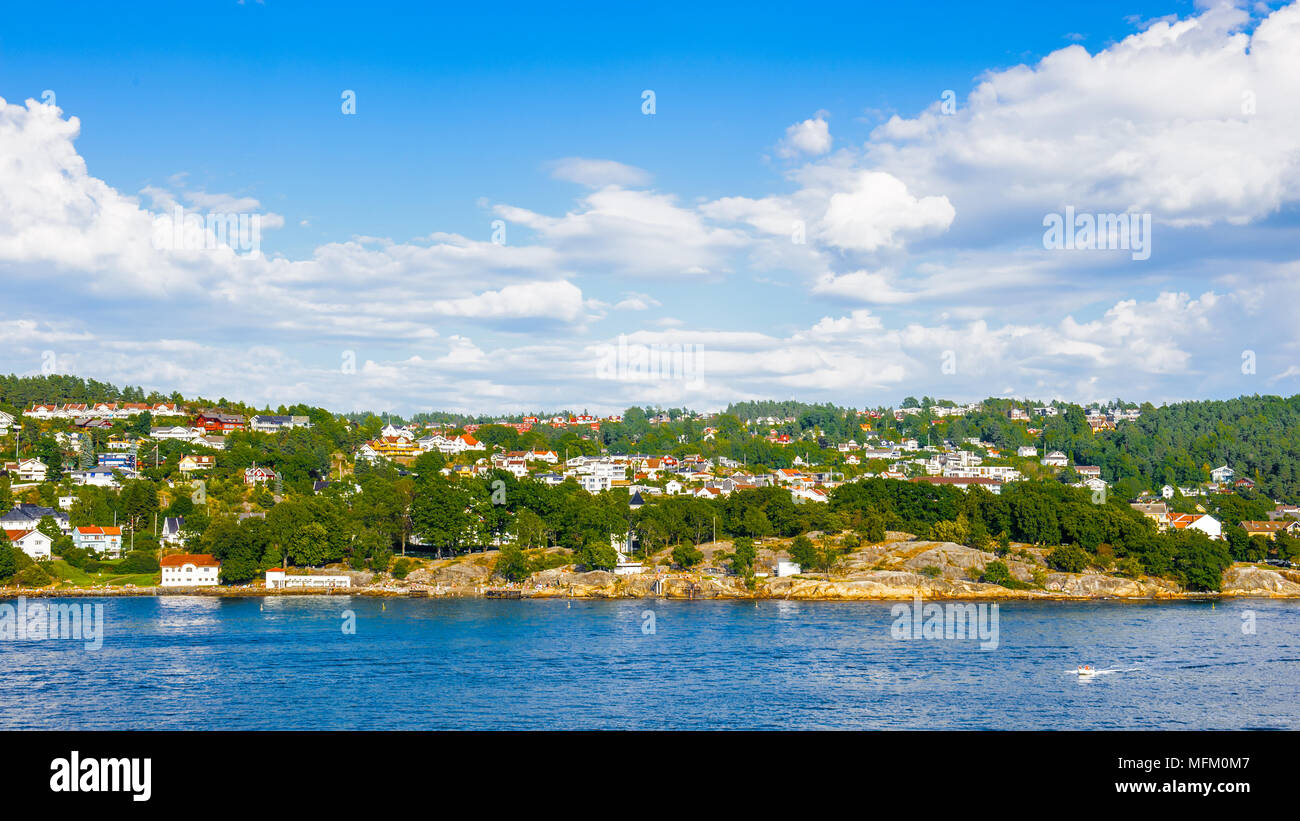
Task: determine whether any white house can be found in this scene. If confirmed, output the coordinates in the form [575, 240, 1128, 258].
[160, 516, 187, 548]
[72, 526, 124, 558]
[0, 503, 71, 534]
[1016, 446, 1038, 458]
[151, 425, 202, 441]
[1041, 451, 1068, 467]
[160, 553, 221, 587]
[1210, 465, 1235, 484]
[69, 467, 122, 488]
[0, 410, 13, 434]
[264, 569, 351, 589]
[250, 415, 311, 433]
[774, 560, 802, 577]
[1169, 513, 1223, 540]
[4, 529, 52, 560]
[11, 458, 48, 482]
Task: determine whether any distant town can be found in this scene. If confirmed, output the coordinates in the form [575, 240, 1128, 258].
[2, 378, 1299, 598]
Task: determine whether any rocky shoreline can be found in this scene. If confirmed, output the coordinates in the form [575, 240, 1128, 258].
[3, 562, 1298, 600]
[8, 536, 1300, 602]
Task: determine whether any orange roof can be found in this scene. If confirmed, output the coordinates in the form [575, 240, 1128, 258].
[4, 529, 36, 541]
[74, 526, 122, 536]
[160, 553, 220, 567]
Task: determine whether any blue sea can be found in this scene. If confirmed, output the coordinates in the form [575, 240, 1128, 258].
[1, 596, 1296, 730]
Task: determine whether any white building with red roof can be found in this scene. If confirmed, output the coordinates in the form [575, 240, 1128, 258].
[4, 529, 52, 559]
[160, 553, 221, 587]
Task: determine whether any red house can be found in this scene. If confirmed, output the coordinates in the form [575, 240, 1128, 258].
[195, 411, 245, 432]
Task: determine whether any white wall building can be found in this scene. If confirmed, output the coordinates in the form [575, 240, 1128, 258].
[160, 554, 221, 587]
[4, 529, 51, 560]
[265, 569, 352, 589]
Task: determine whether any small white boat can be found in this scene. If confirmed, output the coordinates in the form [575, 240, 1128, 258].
[1076, 665, 1098, 677]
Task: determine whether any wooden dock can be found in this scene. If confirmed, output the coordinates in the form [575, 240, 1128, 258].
[485, 589, 523, 599]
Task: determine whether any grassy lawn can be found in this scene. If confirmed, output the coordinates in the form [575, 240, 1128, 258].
[47, 558, 159, 588]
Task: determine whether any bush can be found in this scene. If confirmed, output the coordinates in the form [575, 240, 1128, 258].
[671, 543, 703, 570]
[929, 519, 969, 544]
[978, 560, 1028, 589]
[578, 541, 618, 572]
[855, 512, 886, 543]
[494, 545, 530, 582]
[788, 535, 817, 569]
[391, 558, 412, 580]
[919, 565, 942, 578]
[995, 531, 1012, 557]
[1113, 556, 1143, 578]
[14, 564, 52, 587]
[117, 551, 160, 573]
[729, 537, 756, 576]
[1046, 544, 1091, 573]
[0, 544, 16, 582]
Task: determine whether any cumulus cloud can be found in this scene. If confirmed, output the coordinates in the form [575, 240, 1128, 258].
[865, 2, 1300, 228]
[778, 114, 832, 157]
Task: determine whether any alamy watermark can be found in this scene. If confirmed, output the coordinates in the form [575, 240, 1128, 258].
[891, 594, 999, 650]
[0, 597, 104, 650]
[1042, 206, 1151, 261]
[594, 335, 704, 383]
[152, 206, 262, 256]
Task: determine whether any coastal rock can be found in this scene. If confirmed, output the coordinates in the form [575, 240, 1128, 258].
[1041, 571, 1179, 598]
[901, 542, 995, 575]
[1221, 565, 1300, 596]
[415, 561, 491, 587]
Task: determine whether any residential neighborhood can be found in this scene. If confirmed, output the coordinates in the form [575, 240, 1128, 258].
[1, 380, 1298, 594]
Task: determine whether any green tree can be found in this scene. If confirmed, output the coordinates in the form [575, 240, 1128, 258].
[788, 535, 817, 569]
[1046, 543, 1090, 573]
[671, 542, 703, 570]
[495, 543, 531, 582]
[288, 522, 329, 566]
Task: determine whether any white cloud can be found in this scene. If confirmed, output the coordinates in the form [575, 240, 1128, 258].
[778, 114, 832, 157]
[613, 292, 662, 311]
[865, 2, 1300, 228]
[547, 157, 652, 188]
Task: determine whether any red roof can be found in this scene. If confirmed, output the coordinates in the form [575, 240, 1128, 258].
[160, 553, 220, 567]
[4, 529, 37, 542]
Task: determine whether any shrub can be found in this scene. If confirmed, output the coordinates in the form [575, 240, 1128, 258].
[929, 519, 969, 544]
[1046, 544, 1091, 573]
[494, 545, 530, 582]
[391, 558, 412, 580]
[855, 512, 886, 543]
[789, 536, 817, 569]
[671, 543, 703, 570]
[578, 541, 618, 571]
[919, 565, 942, 578]
[118, 551, 161, 573]
[14, 564, 52, 587]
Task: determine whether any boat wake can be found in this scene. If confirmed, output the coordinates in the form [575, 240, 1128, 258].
[1064, 666, 1140, 678]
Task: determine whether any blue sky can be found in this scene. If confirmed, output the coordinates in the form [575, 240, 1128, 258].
[2, 0, 1299, 413]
